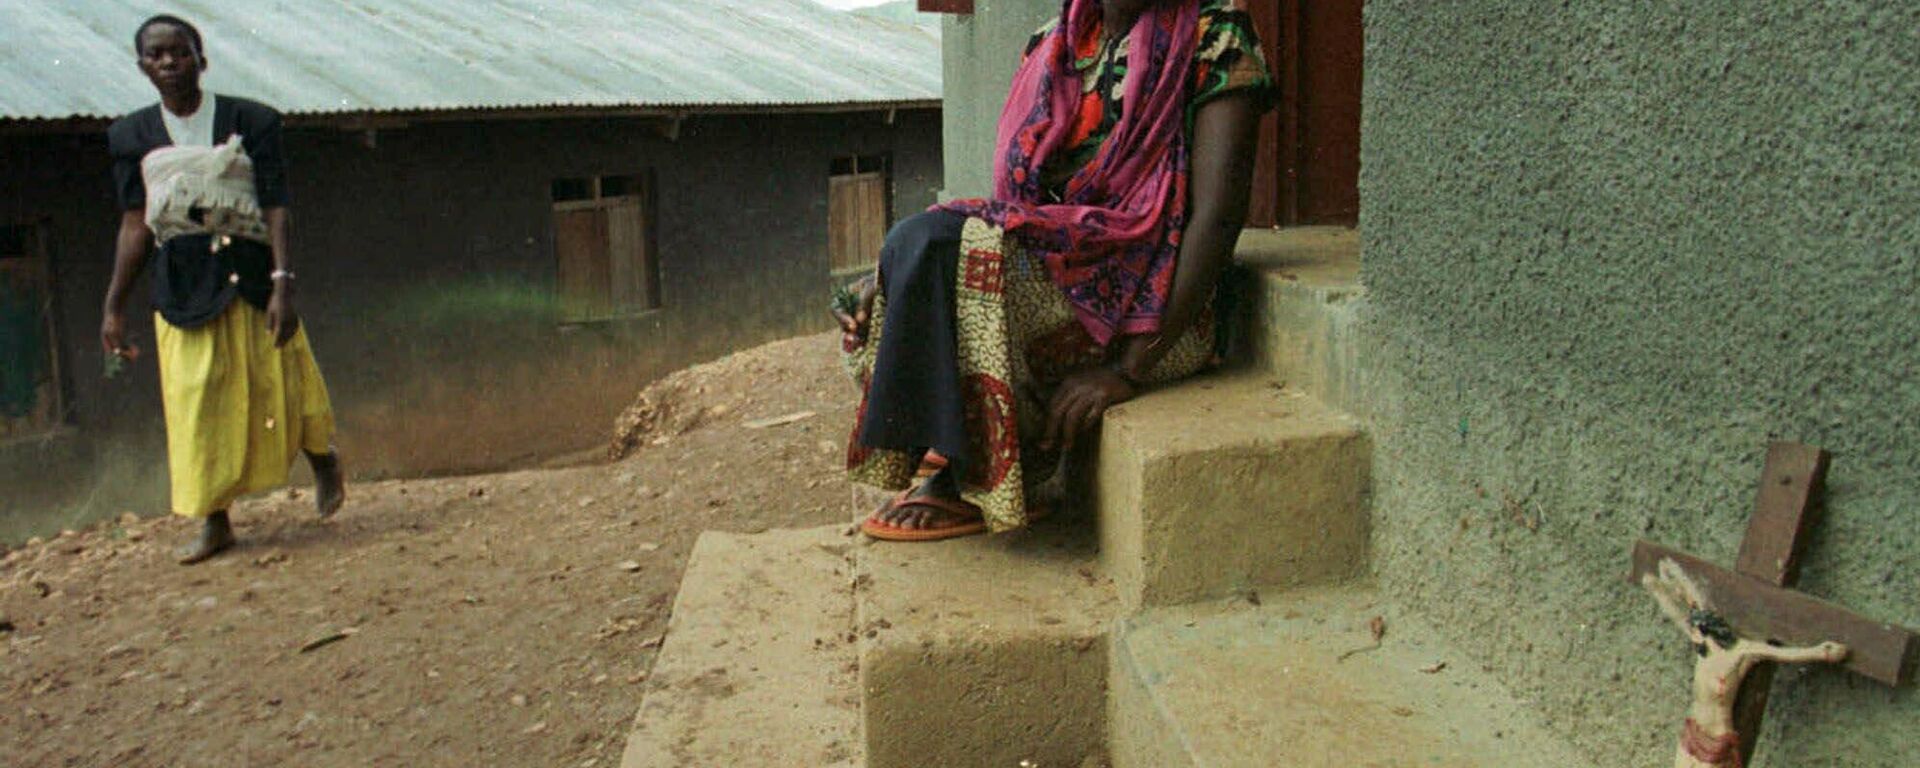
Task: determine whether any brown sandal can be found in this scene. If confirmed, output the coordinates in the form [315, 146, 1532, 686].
[861, 490, 987, 542]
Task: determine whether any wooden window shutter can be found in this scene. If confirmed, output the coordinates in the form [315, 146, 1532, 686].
[554, 207, 612, 322]
[830, 169, 889, 274]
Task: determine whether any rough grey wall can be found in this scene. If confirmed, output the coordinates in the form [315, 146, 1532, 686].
[940, 0, 1060, 198]
[0, 109, 942, 542]
[1358, 2, 1918, 765]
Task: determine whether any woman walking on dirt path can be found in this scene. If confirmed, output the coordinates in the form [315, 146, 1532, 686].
[837, 0, 1274, 541]
[100, 15, 346, 564]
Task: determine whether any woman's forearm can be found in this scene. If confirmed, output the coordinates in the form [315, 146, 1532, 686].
[265, 207, 297, 303]
[1114, 92, 1261, 378]
[103, 211, 153, 315]
[1116, 211, 1240, 375]
[266, 207, 292, 274]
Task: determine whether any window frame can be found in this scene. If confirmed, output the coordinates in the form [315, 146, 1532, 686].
[827, 154, 893, 278]
[0, 220, 68, 443]
[551, 172, 661, 324]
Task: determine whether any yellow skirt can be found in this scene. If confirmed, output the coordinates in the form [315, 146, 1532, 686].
[155, 301, 336, 518]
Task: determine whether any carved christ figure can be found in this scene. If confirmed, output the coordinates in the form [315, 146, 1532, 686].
[1641, 559, 1849, 768]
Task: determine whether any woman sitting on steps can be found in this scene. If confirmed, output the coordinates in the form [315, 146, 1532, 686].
[836, 0, 1274, 541]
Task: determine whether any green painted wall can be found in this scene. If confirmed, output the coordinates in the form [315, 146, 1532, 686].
[1357, 2, 1918, 765]
[939, 1, 1059, 199]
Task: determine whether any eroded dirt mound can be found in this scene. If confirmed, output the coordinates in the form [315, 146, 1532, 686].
[610, 334, 852, 461]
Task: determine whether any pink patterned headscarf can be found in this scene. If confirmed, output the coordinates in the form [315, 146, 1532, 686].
[938, 0, 1200, 345]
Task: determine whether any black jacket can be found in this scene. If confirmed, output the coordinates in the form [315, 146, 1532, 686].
[108, 95, 291, 328]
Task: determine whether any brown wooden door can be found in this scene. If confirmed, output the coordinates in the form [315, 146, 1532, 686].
[1245, 0, 1363, 227]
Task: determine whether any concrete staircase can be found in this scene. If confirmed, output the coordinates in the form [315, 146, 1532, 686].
[857, 521, 1115, 768]
[620, 229, 1590, 767]
[1109, 588, 1592, 768]
[1096, 377, 1368, 610]
[618, 527, 862, 768]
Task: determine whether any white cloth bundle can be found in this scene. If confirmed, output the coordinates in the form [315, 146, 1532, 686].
[141, 135, 270, 247]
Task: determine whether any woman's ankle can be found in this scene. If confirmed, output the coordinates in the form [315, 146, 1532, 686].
[915, 466, 960, 499]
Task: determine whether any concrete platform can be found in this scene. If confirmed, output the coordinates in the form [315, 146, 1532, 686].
[856, 523, 1118, 768]
[1098, 376, 1370, 609]
[1109, 587, 1595, 768]
[1234, 227, 1365, 409]
[1235, 226, 1361, 282]
[621, 527, 861, 768]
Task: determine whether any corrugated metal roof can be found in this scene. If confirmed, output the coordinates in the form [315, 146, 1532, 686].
[0, 0, 942, 121]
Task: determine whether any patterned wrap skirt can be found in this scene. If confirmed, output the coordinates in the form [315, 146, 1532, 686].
[843, 214, 1215, 532]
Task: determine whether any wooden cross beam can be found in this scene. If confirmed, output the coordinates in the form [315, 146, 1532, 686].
[1627, 442, 1917, 765]
[917, 0, 974, 14]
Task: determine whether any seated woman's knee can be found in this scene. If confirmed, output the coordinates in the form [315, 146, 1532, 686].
[886, 210, 953, 244]
[880, 210, 963, 276]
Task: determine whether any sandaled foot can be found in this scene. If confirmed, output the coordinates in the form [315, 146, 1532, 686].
[309, 451, 346, 518]
[863, 469, 986, 542]
[176, 512, 236, 565]
[863, 496, 986, 542]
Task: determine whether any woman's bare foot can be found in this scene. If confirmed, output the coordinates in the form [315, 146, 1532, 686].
[872, 468, 978, 530]
[308, 451, 346, 518]
[175, 511, 236, 565]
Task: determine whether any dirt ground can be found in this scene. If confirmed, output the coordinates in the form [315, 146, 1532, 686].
[1, 333, 859, 768]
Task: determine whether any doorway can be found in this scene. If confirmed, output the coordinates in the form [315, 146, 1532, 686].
[0, 221, 64, 441]
[1244, 0, 1363, 228]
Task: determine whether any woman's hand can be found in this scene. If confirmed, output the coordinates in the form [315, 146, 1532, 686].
[832, 273, 879, 351]
[1042, 366, 1136, 452]
[101, 311, 136, 358]
[266, 287, 300, 347]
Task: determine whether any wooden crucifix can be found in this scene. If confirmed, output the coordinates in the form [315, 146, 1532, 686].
[1627, 442, 1916, 768]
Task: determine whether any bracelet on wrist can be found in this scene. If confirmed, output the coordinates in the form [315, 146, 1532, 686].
[270, 270, 296, 282]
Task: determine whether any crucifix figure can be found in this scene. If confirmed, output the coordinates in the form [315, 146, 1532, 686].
[1641, 558, 1847, 767]
[1628, 442, 1915, 768]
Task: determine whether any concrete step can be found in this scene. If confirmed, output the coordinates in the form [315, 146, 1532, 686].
[620, 526, 861, 768]
[1108, 587, 1594, 768]
[855, 522, 1118, 768]
[1097, 375, 1370, 609]
[1232, 226, 1364, 409]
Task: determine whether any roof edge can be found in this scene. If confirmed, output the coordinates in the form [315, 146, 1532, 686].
[1, 100, 944, 135]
